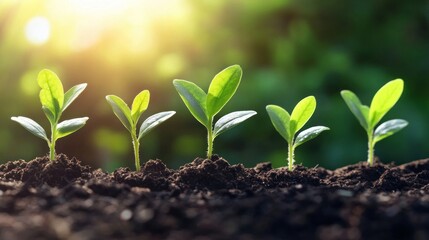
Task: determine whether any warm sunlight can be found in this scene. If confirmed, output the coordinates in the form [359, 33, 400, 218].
[43, 0, 191, 52]
[25, 16, 51, 45]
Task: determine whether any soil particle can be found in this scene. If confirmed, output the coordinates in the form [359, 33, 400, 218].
[0, 155, 429, 239]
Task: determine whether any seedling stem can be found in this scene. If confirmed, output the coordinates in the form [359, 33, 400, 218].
[132, 129, 141, 171]
[207, 118, 214, 158]
[367, 130, 375, 166]
[288, 142, 295, 171]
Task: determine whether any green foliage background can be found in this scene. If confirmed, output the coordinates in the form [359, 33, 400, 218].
[0, 0, 426, 170]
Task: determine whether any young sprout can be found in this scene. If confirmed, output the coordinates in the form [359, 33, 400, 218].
[173, 65, 257, 158]
[341, 79, 408, 166]
[266, 96, 329, 170]
[11, 69, 89, 160]
[106, 90, 175, 171]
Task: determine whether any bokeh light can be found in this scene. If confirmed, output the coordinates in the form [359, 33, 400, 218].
[25, 16, 50, 45]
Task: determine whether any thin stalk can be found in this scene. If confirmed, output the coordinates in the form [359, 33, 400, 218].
[207, 118, 214, 158]
[367, 130, 374, 166]
[49, 123, 57, 160]
[131, 128, 141, 171]
[287, 142, 295, 171]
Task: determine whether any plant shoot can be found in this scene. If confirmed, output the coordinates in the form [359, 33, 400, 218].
[106, 90, 175, 171]
[341, 79, 408, 166]
[173, 65, 257, 158]
[11, 69, 88, 160]
[266, 96, 329, 170]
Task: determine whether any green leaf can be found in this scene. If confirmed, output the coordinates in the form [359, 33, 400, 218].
[42, 106, 56, 125]
[373, 119, 408, 144]
[57, 117, 89, 139]
[138, 111, 176, 139]
[290, 96, 316, 135]
[11, 116, 49, 141]
[38, 69, 64, 119]
[369, 79, 404, 128]
[294, 126, 330, 148]
[106, 95, 133, 132]
[341, 90, 369, 130]
[266, 105, 291, 142]
[131, 90, 150, 123]
[213, 110, 257, 137]
[63, 83, 87, 111]
[173, 79, 208, 126]
[206, 65, 242, 117]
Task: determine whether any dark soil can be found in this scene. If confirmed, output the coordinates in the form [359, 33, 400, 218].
[1, 154, 429, 240]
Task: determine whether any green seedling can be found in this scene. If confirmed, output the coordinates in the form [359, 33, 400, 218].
[106, 90, 175, 171]
[266, 96, 329, 170]
[11, 69, 88, 160]
[173, 65, 257, 158]
[341, 79, 408, 166]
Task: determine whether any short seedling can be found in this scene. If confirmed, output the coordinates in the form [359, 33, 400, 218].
[341, 79, 408, 166]
[173, 65, 257, 158]
[11, 69, 89, 160]
[266, 96, 329, 170]
[106, 90, 175, 171]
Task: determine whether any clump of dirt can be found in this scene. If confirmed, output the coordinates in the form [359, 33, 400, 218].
[112, 159, 173, 191]
[0, 155, 429, 240]
[0, 154, 93, 187]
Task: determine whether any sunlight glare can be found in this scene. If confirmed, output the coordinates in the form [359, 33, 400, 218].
[25, 16, 51, 45]
[45, 0, 190, 52]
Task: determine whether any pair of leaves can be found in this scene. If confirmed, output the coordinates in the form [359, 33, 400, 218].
[341, 79, 404, 130]
[106, 90, 149, 133]
[38, 69, 87, 123]
[341, 79, 407, 143]
[106, 90, 175, 140]
[12, 69, 89, 148]
[173, 65, 242, 125]
[11, 116, 89, 142]
[173, 65, 256, 138]
[266, 96, 329, 148]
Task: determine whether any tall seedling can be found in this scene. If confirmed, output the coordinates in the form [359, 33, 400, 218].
[173, 65, 257, 158]
[341, 79, 408, 166]
[266, 96, 329, 170]
[11, 69, 89, 160]
[106, 90, 175, 171]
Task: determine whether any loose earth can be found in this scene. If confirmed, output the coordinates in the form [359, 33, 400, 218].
[0, 154, 428, 240]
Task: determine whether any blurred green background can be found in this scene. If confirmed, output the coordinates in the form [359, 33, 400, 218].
[0, 0, 427, 171]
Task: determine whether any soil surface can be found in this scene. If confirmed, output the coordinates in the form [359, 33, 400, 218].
[1, 154, 429, 240]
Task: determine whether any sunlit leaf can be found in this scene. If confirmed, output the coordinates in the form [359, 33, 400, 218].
[294, 126, 329, 148]
[266, 105, 291, 142]
[369, 79, 404, 128]
[11, 116, 48, 141]
[290, 96, 316, 135]
[63, 83, 87, 111]
[131, 90, 150, 123]
[206, 65, 242, 117]
[57, 117, 89, 138]
[213, 110, 257, 137]
[138, 111, 176, 139]
[106, 95, 133, 132]
[38, 69, 64, 119]
[173, 79, 208, 126]
[374, 119, 408, 144]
